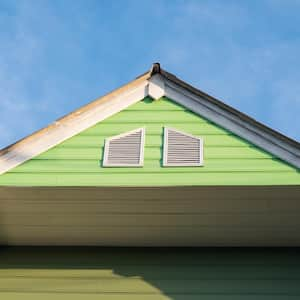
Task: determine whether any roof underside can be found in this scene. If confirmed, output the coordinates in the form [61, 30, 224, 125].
[1, 186, 300, 246]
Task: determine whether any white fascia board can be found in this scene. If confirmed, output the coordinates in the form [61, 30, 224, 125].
[148, 75, 300, 169]
[1, 72, 299, 175]
[0, 81, 148, 175]
[148, 74, 165, 100]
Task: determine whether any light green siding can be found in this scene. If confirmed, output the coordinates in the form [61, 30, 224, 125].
[0, 247, 300, 299]
[0, 97, 299, 186]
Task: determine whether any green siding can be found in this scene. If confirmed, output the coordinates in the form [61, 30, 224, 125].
[0, 247, 300, 299]
[0, 97, 299, 186]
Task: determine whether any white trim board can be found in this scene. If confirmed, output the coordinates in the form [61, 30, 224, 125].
[0, 80, 149, 175]
[157, 76, 300, 169]
[0, 64, 299, 175]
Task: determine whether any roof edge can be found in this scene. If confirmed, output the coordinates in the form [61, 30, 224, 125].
[0, 70, 151, 174]
[0, 62, 299, 174]
[157, 66, 300, 150]
[148, 66, 299, 168]
[0, 71, 151, 156]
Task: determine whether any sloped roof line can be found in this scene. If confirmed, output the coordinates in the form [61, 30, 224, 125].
[153, 64, 299, 149]
[0, 63, 299, 175]
[149, 63, 299, 168]
[0, 71, 150, 175]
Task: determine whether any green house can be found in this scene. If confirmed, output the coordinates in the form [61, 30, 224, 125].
[0, 63, 299, 299]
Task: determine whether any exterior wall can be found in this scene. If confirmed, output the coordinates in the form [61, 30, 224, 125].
[0, 247, 300, 299]
[0, 97, 299, 186]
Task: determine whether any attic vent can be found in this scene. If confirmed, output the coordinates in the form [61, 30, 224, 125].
[103, 128, 145, 167]
[163, 127, 203, 166]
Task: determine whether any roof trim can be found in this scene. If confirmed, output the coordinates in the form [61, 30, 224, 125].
[0, 71, 150, 175]
[155, 65, 299, 149]
[0, 63, 299, 174]
[150, 63, 300, 169]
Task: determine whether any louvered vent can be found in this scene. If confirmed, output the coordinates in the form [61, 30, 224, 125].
[163, 127, 203, 166]
[103, 128, 145, 167]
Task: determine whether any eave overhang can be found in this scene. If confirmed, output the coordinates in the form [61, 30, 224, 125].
[0, 185, 300, 246]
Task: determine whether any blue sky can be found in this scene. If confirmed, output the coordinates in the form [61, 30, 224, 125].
[0, 0, 299, 148]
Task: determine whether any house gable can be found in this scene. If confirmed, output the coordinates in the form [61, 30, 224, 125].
[0, 63, 299, 177]
[0, 97, 298, 186]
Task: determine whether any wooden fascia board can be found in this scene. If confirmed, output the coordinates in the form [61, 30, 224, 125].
[0, 73, 150, 175]
[159, 68, 300, 149]
[0, 63, 299, 175]
[148, 74, 300, 169]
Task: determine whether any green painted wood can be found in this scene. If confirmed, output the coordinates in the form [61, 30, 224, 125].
[9, 159, 295, 173]
[0, 294, 298, 300]
[0, 97, 299, 186]
[0, 172, 299, 186]
[0, 247, 300, 299]
[36, 146, 272, 160]
[83, 124, 235, 135]
[47, 134, 249, 148]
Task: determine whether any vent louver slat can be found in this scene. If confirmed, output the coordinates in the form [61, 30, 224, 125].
[163, 127, 203, 166]
[103, 128, 145, 167]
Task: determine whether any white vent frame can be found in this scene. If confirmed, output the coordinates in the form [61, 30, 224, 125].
[163, 127, 204, 167]
[103, 127, 145, 167]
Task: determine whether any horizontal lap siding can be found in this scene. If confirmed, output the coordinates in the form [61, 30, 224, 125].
[7, 159, 294, 172]
[0, 97, 299, 186]
[0, 247, 300, 299]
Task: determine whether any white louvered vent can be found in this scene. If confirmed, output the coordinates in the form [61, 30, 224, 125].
[103, 128, 145, 167]
[163, 127, 203, 166]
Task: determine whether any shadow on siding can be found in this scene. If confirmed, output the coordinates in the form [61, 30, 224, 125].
[0, 247, 300, 299]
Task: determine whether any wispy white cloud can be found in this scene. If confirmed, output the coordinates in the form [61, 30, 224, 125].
[0, 1, 106, 148]
[149, 0, 300, 140]
[0, 0, 299, 150]
[0, 2, 47, 146]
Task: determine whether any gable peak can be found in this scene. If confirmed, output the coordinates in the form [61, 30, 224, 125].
[150, 62, 161, 75]
[0, 63, 299, 174]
